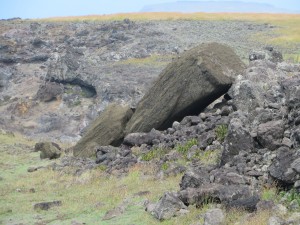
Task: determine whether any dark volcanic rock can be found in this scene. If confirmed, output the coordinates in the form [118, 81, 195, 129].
[225, 195, 260, 212]
[73, 103, 133, 157]
[125, 43, 245, 134]
[179, 183, 254, 208]
[269, 147, 298, 186]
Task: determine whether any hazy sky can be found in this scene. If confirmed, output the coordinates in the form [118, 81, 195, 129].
[1, 0, 299, 19]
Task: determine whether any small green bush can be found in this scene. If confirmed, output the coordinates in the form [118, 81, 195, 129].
[161, 162, 169, 171]
[261, 187, 277, 201]
[176, 138, 198, 157]
[215, 124, 228, 142]
[280, 188, 300, 206]
[193, 149, 221, 165]
[141, 148, 166, 161]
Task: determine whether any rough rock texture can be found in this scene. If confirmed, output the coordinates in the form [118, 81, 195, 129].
[152, 192, 187, 220]
[221, 117, 254, 165]
[73, 103, 133, 157]
[34, 142, 61, 159]
[269, 147, 299, 187]
[204, 208, 225, 225]
[257, 120, 285, 151]
[125, 43, 245, 134]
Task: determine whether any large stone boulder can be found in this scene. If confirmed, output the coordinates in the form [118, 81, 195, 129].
[73, 103, 133, 157]
[34, 142, 61, 160]
[125, 43, 245, 134]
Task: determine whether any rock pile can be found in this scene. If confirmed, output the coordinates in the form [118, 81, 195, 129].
[91, 55, 300, 220]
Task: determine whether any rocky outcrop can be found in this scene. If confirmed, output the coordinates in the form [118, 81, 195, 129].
[125, 43, 245, 134]
[73, 103, 133, 157]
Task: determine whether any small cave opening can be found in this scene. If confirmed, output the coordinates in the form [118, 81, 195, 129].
[50, 78, 97, 98]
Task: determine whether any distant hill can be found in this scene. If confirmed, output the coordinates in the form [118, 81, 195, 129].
[141, 1, 298, 13]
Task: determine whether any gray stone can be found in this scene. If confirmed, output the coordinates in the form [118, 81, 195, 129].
[152, 192, 187, 220]
[34, 142, 61, 160]
[269, 147, 297, 184]
[257, 120, 284, 151]
[179, 183, 254, 209]
[268, 216, 284, 225]
[180, 167, 210, 190]
[221, 118, 254, 165]
[36, 82, 63, 102]
[123, 129, 162, 146]
[282, 137, 293, 148]
[287, 212, 300, 224]
[204, 208, 225, 225]
[291, 158, 300, 173]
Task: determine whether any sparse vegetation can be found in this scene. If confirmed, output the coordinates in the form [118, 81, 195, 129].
[215, 124, 228, 142]
[141, 147, 167, 161]
[279, 188, 300, 206]
[176, 138, 198, 157]
[194, 149, 222, 166]
[261, 187, 278, 201]
[161, 162, 169, 171]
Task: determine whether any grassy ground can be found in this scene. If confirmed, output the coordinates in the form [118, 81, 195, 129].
[0, 132, 202, 224]
[0, 132, 298, 224]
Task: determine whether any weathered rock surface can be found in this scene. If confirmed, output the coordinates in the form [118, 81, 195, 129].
[73, 103, 133, 157]
[34, 142, 61, 159]
[221, 117, 254, 165]
[125, 43, 245, 134]
[204, 208, 225, 225]
[152, 192, 187, 220]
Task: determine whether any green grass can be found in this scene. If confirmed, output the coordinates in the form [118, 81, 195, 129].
[194, 149, 222, 166]
[215, 124, 228, 142]
[0, 134, 196, 225]
[261, 187, 278, 201]
[279, 189, 300, 206]
[141, 147, 168, 161]
[176, 138, 198, 157]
